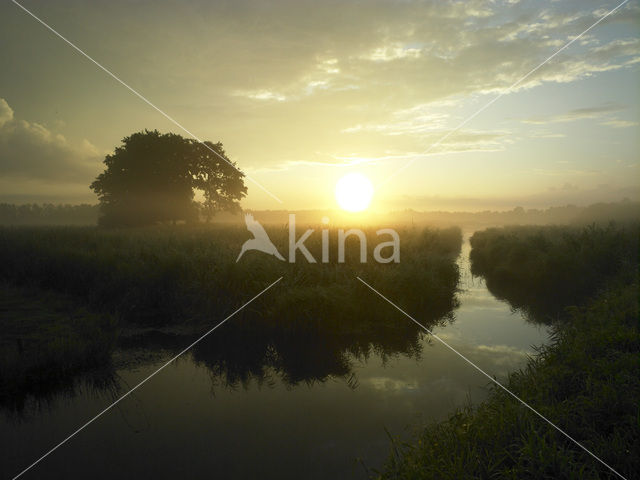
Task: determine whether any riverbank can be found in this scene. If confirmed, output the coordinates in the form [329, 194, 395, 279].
[0, 224, 462, 411]
[377, 224, 639, 479]
[0, 284, 116, 411]
[0, 225, 461, 326]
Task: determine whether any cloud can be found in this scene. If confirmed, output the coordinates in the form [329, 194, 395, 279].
[1, 0, 637, 207]
[528, 131, 566, 138]
[362, 44, 422, 62]
[139, 0, 636, 112]
[251, 125, 511, 173]
[233, 89, 287, 102]
[523, 103, 626, 124]
[532, 167, 600, 177]
[342, 109, 450, 136]
[599, 119, 639, 128]
[337, 128, 511, 162]
[0, 98, 13, 127]
[190, 0, 637, 171]
[0, 98, 101, 182]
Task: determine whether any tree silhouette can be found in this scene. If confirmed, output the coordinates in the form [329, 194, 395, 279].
[91, 130, 246, 226]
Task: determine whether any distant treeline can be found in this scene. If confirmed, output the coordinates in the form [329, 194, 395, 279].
[382, 200, 640, 227]
[1, 200, 638, 227]
[0, 203, 99, 225]
[248, 200, 640, 227]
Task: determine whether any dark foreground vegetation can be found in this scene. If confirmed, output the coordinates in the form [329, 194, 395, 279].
[0, 224, 462, 408]
[470, 223, 638, 320]
[0, 224, 461, 325]
[378, 224, 639, 479]
[0, 284, 117, 412]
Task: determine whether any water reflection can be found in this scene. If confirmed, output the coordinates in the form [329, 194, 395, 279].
[3, 273, 457, 416]
[1, 368, 119, 419]
[117, 308, 439, 391]
[1, 236, 551, 480]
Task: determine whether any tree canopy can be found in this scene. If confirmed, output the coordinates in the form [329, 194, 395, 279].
[90, 130, 246, 226]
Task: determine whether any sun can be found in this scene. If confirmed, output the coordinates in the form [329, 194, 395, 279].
[335, 173, 374, 212]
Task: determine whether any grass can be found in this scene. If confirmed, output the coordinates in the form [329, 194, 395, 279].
[0, 224, 462, 326]
[377, 224, 639, 479]
[0, 223, 463, 400]
[469, 223, 639, 320]
[0, 284, 117, 412]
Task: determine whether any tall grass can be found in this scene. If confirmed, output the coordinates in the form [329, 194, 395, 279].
[0, 224, 463, 401]
[377, 224, 639, 479]
[0, 224, 462, 326]
[470, 223, 639, 320]
[0, 284, 117, 412]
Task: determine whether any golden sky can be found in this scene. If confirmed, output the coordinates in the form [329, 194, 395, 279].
[0, 0, 638, 211]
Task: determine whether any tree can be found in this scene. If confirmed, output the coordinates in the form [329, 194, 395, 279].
[90, 130, 247, 226]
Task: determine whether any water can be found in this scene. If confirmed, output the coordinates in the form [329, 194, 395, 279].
[1, 237, 550, 479]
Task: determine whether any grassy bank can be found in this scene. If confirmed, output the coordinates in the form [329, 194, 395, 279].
[0, 224, 462, 402]
[0, 224, 462, 326]
[0, 284, 117, 411]
[377, 224, 639, 479]
[469, 224, 639, 320]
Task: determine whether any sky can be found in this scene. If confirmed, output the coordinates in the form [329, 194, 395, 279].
[0, 0, 639, 212]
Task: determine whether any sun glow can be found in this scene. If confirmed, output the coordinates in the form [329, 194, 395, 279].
[335, 173, 374, 212]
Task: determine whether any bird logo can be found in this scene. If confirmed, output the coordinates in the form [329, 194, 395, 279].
[236, 213, 285, 262]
